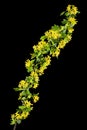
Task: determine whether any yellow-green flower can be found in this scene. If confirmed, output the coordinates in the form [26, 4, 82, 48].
[68, 17, 77, 25]
[72, 6, 78, 15]
[33, 95, 39, 103]
[30, 71, 39, 82]
[11, 111, 29, 121]
[13, 112, 22, 120]
[52, 47, 60, 57]
[18, 80, 28, 89]
[66, 5, 78, 15]
[68, 27, 74, 33]
[33, 83, 39, 89]
[16, 114, 22, 120]
[45, 29, 61, 39]
[38, 66, 44, 75]
[23, 100, 33, 107]
[25, 59, 31, 68]
[66, 5, 71, 12]
[18, 92, 23, 100]
[38, 56, 51, 75]
[21, 111, 29, 119]
[66, 34, 72, 41]
[33, 41, 47, 51]
[37, 41, 47, 50]
[45, 55, 51, 66]
[11, 114, 15, 119]
[37, 42, 43, 50]
[30, 71, 37, 77]
[33, 45, 38, 51]
[19, 80, 25, 87]
[58, 40, 66, 49]
[35, 76, 39, 82]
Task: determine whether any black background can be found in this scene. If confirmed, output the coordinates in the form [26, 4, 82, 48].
[0, 0, 86, 130]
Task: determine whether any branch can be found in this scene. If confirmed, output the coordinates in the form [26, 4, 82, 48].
[13, 123, 17, 130]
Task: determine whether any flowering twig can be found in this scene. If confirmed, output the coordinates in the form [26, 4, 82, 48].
[10, 4, 80, 127]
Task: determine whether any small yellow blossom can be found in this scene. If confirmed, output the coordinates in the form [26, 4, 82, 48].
[38, 66, 44, 75]
[37, 43, 43, 50]
[72, 6, 78, 15]
[38, 56, 51, 75]
[45, 30, 61, 39]
[67, 35, 72, 40]
[11, 112, 21, 121]
[33, 83, 39, 89]
[18, 80, 28, 89]
[15, 112, 22, 120]
[11, 111, 29, 121]
[23, 100, 33, 107]
[25, 59, 31, 68]
[33, 41, 47, 51]
[68, 27, 74, 33]
[30, 71, 39, 82]
[35, 76, 39, 82]
[37, 41, 47, 50]
[68, 17, 77, 25]
[18, 92, 23, 100]
[11, 114, 15, 119]
[66, 5, 71, 12]
[33, 95, 39, 103]
[58, 40, 66, 49]
[16, 115, 22, 120]
[64, 35, 72, 43]
[45, 55, 51, 66]
[33, 45, 38, 51]
[52, 47, 60, 57]
[15, 112, 19, 116]
[67, 5, 78, 15]
[19, 80, 25, 87]
[21, 111, 29, 119]
[30, 71, 38, 77]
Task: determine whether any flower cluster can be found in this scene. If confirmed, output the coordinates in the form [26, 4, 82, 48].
[66, 5, 78, 15]
[33, 41, 47, 51]
[45, 29, 61, 40]
[10, 5, 79, 126]
[18, 80, 28, 89]
[38, 55, 51, 75]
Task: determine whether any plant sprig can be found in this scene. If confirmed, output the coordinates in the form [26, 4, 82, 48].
[10, 4, 80, 127]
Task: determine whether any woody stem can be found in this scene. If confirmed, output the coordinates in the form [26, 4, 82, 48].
[13, 123, 17, 130]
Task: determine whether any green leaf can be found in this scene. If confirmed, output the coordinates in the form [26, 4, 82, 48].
[10, 119, 16, 125]
[19, 105, 26, 110]
[40, 35, 46, 40]
[26, 90, 32, 95]
[60, 11, 65, 16]
[65, 12, 69, 16]
[61, 19, 67, 25]
[36, 55, 41, 62]
[26, 106, 33, 112]
[27, 66, 33, 73]
[17, 120, 21, 124]
[31, 53, 36, 59]
[51, 24, 60, 31]
[13, 88, 20, 91]
[13, 87, 25, 91]
[37, 51, 41, 57]
[31, 59, 35, 64]
[77, 11, 80, 14]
